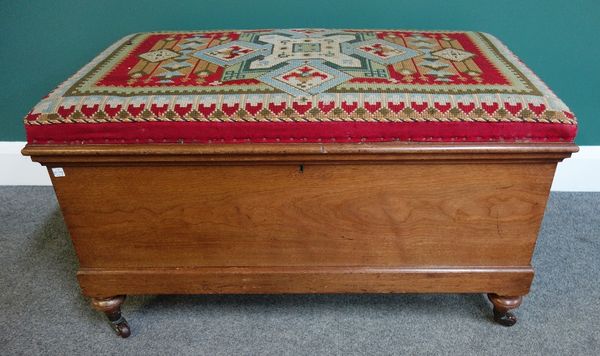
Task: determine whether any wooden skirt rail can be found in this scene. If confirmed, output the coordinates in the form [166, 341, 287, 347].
[78, 266, 534, 297]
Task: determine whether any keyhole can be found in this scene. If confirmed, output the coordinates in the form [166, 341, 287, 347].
[299, 164, 304, 173]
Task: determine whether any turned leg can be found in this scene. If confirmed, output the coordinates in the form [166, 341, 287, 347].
[487, 293, 523, 327]
[91, 295, 131, 338]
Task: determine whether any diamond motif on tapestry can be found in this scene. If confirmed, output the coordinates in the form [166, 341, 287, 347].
[250, 34, 360, 69]
[292, 42, 322, 53]
[193, 41, 272, 66]
[274, 65, 333, 91]
[359, 43, 408, 59]
[258, 59, 351, 97]
[139, 49, 179, 63]
[432, 48, 475, 62]
[207, 45, 255, 61]
[343, 39, 421, 65]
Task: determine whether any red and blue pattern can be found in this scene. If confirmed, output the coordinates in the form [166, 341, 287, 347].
[24, 29, 577, 144]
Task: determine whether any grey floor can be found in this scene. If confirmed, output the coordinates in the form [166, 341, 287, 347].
[0, 187, 598, 355]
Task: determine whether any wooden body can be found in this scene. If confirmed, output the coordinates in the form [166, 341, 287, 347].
[23, 143, 576, 300]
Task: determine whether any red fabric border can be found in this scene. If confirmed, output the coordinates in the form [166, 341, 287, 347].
[26, 121, 577, 144]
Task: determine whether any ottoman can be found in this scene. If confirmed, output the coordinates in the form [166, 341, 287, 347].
[22, 29, 577, 337]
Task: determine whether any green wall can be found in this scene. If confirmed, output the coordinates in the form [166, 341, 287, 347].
[2, 0, 598, 144]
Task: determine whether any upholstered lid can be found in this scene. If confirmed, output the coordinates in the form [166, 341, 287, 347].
[24, 29, 577, 144]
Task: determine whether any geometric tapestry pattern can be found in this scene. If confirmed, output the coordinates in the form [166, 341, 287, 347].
[24, 29, 576, 144]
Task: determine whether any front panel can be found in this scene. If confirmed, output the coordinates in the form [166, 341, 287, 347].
[50, 162, 555, 269]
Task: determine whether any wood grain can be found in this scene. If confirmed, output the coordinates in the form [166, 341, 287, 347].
[51, 162, 555, 268]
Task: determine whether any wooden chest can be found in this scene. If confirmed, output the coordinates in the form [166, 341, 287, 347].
[22, 29, 577, 337]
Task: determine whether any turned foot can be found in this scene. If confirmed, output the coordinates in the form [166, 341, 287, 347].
[91, 295, 131, 338]
[487, 293, 523, 327]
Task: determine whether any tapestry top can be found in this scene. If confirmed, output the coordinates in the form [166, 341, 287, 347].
[25, 29, 576, 144]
